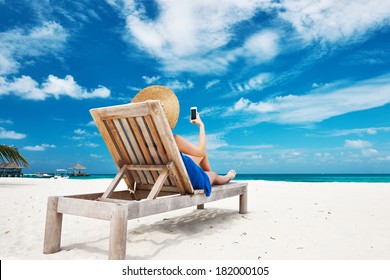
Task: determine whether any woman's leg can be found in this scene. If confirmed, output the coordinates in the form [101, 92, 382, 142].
[206, 170, 236, 185]
[188, 152, 236, 185]
[188, 153, 212, 171]
[199, 154, 212, 172]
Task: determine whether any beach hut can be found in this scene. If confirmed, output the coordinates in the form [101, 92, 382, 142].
[0, 162, 23, 177]
[69, 163, 89, 176]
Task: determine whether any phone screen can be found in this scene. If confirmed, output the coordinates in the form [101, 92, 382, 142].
[190, 107, 197, 120]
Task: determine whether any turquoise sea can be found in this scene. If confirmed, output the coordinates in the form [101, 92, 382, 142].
[71, 174, 390, 183]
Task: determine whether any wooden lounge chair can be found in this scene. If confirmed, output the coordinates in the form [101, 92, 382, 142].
[43, 100, 248, 259]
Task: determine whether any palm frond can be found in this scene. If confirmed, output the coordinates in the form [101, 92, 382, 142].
[0, 145, 29, 167]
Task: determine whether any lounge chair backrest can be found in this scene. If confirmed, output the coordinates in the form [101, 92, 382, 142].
[90, 100, 194, 199]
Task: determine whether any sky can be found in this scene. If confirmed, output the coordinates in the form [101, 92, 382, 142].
[1, 0, 390, 174]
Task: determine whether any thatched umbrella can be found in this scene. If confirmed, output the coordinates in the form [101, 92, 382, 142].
[0, 162, 24, 177]
[69, 163, 88, 176]
[70, 163, 86, 170]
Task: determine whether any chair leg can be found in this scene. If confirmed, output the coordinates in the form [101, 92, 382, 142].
[43, 197, 63, 254]
[108, 205, 128, 260]
[239, 191, 248, 214]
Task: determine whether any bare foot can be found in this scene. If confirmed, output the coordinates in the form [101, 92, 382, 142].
[227, 170, 236, 180]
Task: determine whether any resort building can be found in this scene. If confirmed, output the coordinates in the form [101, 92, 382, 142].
[0, 162, 24, 177]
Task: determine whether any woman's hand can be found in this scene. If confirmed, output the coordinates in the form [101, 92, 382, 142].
[190, 112, 204, 127]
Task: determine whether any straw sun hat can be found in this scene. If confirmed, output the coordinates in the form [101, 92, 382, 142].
[131, 85, 180, 130]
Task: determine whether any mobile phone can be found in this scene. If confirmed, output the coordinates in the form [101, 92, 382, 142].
[190, 107, 197, 120]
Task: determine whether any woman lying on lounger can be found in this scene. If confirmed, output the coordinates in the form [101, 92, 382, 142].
[174, 112, 236, 196]
[132, 85, 236, 196]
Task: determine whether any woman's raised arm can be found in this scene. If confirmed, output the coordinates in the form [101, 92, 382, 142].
[174, 113, 206, 157]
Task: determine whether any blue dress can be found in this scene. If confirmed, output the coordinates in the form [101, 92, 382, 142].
[180, 153, 212, 197]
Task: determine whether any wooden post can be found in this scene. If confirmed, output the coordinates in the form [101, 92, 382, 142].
[197, 204, 205, 210]
[108, 205, 128, 260]
[43, 197, 63, 254]
[239, 190, 248, 214]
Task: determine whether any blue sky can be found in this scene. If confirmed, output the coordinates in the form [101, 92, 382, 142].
[1, 0, 390, 174]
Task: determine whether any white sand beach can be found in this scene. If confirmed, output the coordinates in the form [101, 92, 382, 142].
[1, 177, 390, 260]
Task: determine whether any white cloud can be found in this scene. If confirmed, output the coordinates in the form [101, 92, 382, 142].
[183, 132, 228, 151]
[142, 75, 160, 84]
[344, 140, 372, 149]
[74, 129, 87, 135]
[0, 127, 26, 139]
[330, 127, 390, 137]
[70, 128, 98, 141]
[251, 154, 263, 160]
[280, 150, 303, 159]
[0, 119, 13, 124]
[85, 143, 99, 148]
[0, 74, 110, 100]
[0, 52, 18, 75]
[108, 0, 390, 74]
[70, 136, 83, 141]
[0, 21, 68, 75]
[315, 152, 332, 158]
[229, 144, 274, 149]
[43, 75, 110, 99]
[165, 80, 194, 91]
[240, 31, 279, 63]
[361, 148, 379, 157]
[86, 121, 96, 127]
[90, 153, 103, 158]
[205, 79, 220, 90]
[278, 0, 390, 45]
[111, 0, 278, 74]
[233, 98, 250, 111]
[378, 155, 390, 161]
[229, 73, 390, 124]
[23, 144, 56, 151]
[233, 73, 271, 92]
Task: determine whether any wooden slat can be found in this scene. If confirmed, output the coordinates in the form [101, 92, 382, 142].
[107, 119, 140, 188]
[120, 118, 149, 184]
[93, 102, 150, 119]
[167, 161, 181, 191]
[136, 184, 179, 193]
[136, 117, 159, 162]
[105, 120, 130, 164]
[126, 183, 247, 219]
[135, 116, 160, 181]
[119, 118, 148, 184]
[101, 165, 126, 199]
[144, 115, 168, 163]
[147, 101, 193, 194]
[125, 164, 170, 171]
[147, 168, 169, 200]
[91, 109, 138, 190]
[56, 197, 115, 221]
[90, 109, 124, 172]
[128, 118, 156, 184]
[113, 119, 142, 184]
[143, 115, 174, 186]
[108, 189, 176, 200]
